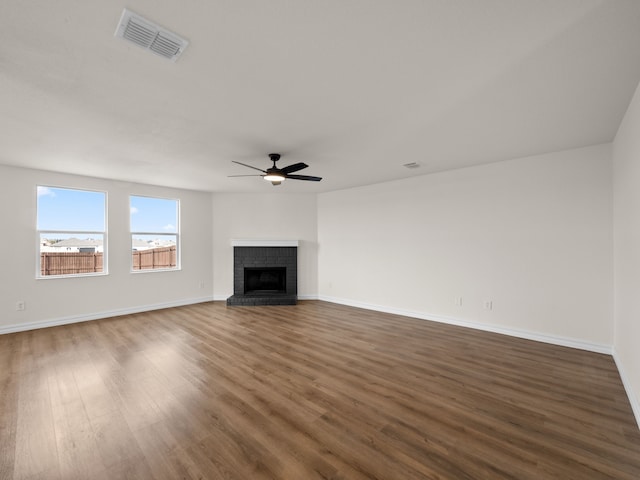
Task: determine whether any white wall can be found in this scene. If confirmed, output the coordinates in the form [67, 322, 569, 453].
[318, 144, 613, 350]
[613, 82, 640, 426]
[0, 165, 213, 333]
[212, 193, 318, 300]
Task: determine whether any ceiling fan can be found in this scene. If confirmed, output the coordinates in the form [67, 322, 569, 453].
[229, 153, 322, 186]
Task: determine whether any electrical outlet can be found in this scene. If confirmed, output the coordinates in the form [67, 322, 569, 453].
[16, 301, 25, 311]
[455, 297, 463, 306]
[199, 281, 205, 289]
[483, 300, 493, 311]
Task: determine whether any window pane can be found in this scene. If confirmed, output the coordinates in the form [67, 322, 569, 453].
[37, 186, 105, 231]
[131, 234, 177, 270]
[130, 196, 177, 233]
[39, 233, 104, 276]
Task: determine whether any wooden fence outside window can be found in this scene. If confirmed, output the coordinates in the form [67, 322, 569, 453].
[40, 246, 176, 276]
[132, 246, 177, 270]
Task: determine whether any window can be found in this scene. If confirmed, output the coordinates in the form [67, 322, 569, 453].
[37, 186, 107, 277]
[130, 195, 179, 271]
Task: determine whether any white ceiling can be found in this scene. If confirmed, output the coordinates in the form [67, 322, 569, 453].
[1, 1, 640, 193]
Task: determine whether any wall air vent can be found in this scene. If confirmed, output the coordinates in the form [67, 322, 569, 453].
[114, 9, 188, 62]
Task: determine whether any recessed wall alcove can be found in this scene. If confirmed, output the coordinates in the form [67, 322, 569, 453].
[226, 240, 298, 306]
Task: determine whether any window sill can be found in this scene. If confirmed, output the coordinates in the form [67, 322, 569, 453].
[36, 271, 109, 280]
[130, 267, 181, 274]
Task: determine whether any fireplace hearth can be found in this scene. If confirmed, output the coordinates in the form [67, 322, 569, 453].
[226, 241, 298, 306]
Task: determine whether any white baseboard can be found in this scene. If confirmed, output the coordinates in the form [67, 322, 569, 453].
[318, 295, 612, 355]
[4, 293, 609, 355]
[613, 350, 640, 430]
[297, 294, 319, 300]
[0, 296, 214, 335]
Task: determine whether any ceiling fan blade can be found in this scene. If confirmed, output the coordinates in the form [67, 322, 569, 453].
[228, 174, 264, 177]
[231, 160, 267, 173]
[281, 162, 308, 174]
[285, 174, 322, 182]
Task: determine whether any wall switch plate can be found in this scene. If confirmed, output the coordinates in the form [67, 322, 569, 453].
[16, 301, 25, 311]
[483, 300, 493, 310]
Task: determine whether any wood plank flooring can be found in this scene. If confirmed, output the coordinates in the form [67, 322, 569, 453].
[1, 300, 639, 479]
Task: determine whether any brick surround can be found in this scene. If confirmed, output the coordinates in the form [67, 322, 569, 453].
[226, 246, 297, 306]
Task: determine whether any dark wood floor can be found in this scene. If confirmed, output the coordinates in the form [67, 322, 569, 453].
[1, 301, 639, 479]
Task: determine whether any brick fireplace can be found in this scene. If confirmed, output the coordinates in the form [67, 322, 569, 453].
[226, 240, 298, 306]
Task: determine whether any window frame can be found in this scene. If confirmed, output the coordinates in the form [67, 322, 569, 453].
[129, 194, 181, 273]
[36, 185, 108, 279]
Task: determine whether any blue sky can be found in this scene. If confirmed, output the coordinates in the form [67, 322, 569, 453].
[37, 186, 178, 234]
[130, 195, 177, 233]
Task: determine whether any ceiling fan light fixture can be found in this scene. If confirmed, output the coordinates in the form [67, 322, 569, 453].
[264, 173, 285, 182]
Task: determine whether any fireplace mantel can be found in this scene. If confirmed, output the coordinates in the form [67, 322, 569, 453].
[230, 239, 299, 247]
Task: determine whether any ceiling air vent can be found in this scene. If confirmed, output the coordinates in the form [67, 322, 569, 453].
[403, 162, 421, 169]
[114, 9, 188, 62]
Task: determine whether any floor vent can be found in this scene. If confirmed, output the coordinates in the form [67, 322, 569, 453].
[114, 9, 188, 62]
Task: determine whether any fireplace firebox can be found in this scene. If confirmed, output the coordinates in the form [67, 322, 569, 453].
[244, 267, 286, 294]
